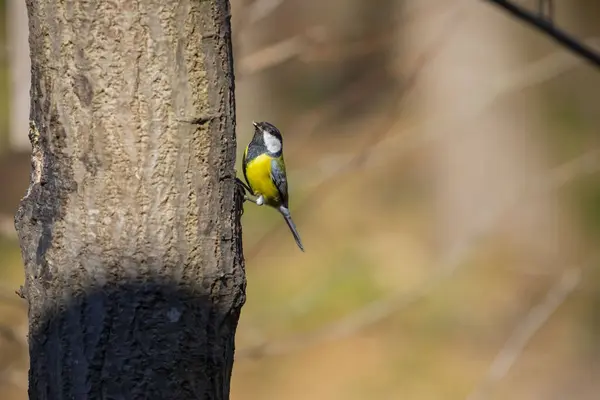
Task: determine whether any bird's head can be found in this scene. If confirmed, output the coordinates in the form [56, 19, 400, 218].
[253, 121, 283, 154]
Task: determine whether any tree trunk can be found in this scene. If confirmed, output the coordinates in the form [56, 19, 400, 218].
[16, 0, 245, 398]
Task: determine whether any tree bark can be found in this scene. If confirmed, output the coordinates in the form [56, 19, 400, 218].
[15, 0, 245, 399]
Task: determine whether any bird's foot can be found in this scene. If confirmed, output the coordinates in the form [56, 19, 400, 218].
[229, 177, 263, 206]
[234, 177, 253, 195]
[243, 194, 264, 206]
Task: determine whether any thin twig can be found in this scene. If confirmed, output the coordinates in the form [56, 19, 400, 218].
[482, 0, 600, 68]
[465, 267, 583, 400]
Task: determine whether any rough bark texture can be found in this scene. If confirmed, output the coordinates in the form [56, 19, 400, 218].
[15, 0, 245, 399]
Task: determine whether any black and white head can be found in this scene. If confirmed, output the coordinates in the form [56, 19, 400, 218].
[253, 121, 283, 154]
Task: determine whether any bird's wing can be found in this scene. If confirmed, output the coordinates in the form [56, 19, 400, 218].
[270, 158, 289, 207]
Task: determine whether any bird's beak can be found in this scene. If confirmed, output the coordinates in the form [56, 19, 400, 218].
[252, 121, 258, 128]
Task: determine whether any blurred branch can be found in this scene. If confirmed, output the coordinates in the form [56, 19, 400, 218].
[0, 284, 27, 309]
[237, 26, 395, 76]
[237, 2, 600, 361]
[466, 266, 583, 400]
[237, 1, 465, 77]
[242, 32, 599, 286]
[306, 36, 600, 177]
[237, 148, 600, 359]
[277, 2, 472, 158]
[237, 30, 309, 76]
[0, 370, 27, 391]
[0, 324, 26, 350]
[248, 14, 595, 261]
[243, 3, 466, 261]
[284, 68, 392, 158]
[369, 36, 600, 158]
[0, 43, 7, 64]
[0, 325, 21, 346]
[537, 0, 554, 24]
[246, 0, 284, 25]
[482, 0, 600, 68]
[242, 90, 404, 261]
[0, 214, 17, 240]
[232, 0, 285, 48]
[0, 321, 28, 390]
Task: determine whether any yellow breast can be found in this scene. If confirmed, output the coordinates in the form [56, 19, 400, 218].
[245, 154, 280, 203]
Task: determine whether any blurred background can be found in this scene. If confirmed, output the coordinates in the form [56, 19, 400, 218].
[1, 0, 600, 398]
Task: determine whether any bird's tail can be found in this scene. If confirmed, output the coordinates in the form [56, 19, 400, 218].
[279, 206, 304, 252]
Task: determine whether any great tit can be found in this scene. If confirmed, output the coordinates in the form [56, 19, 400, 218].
[240, 121, 304, 252]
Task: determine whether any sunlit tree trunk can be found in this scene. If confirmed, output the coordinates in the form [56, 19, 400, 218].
[16, 0, 245, 398]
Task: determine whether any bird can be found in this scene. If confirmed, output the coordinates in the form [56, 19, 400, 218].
[239, 121, 304, 252]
